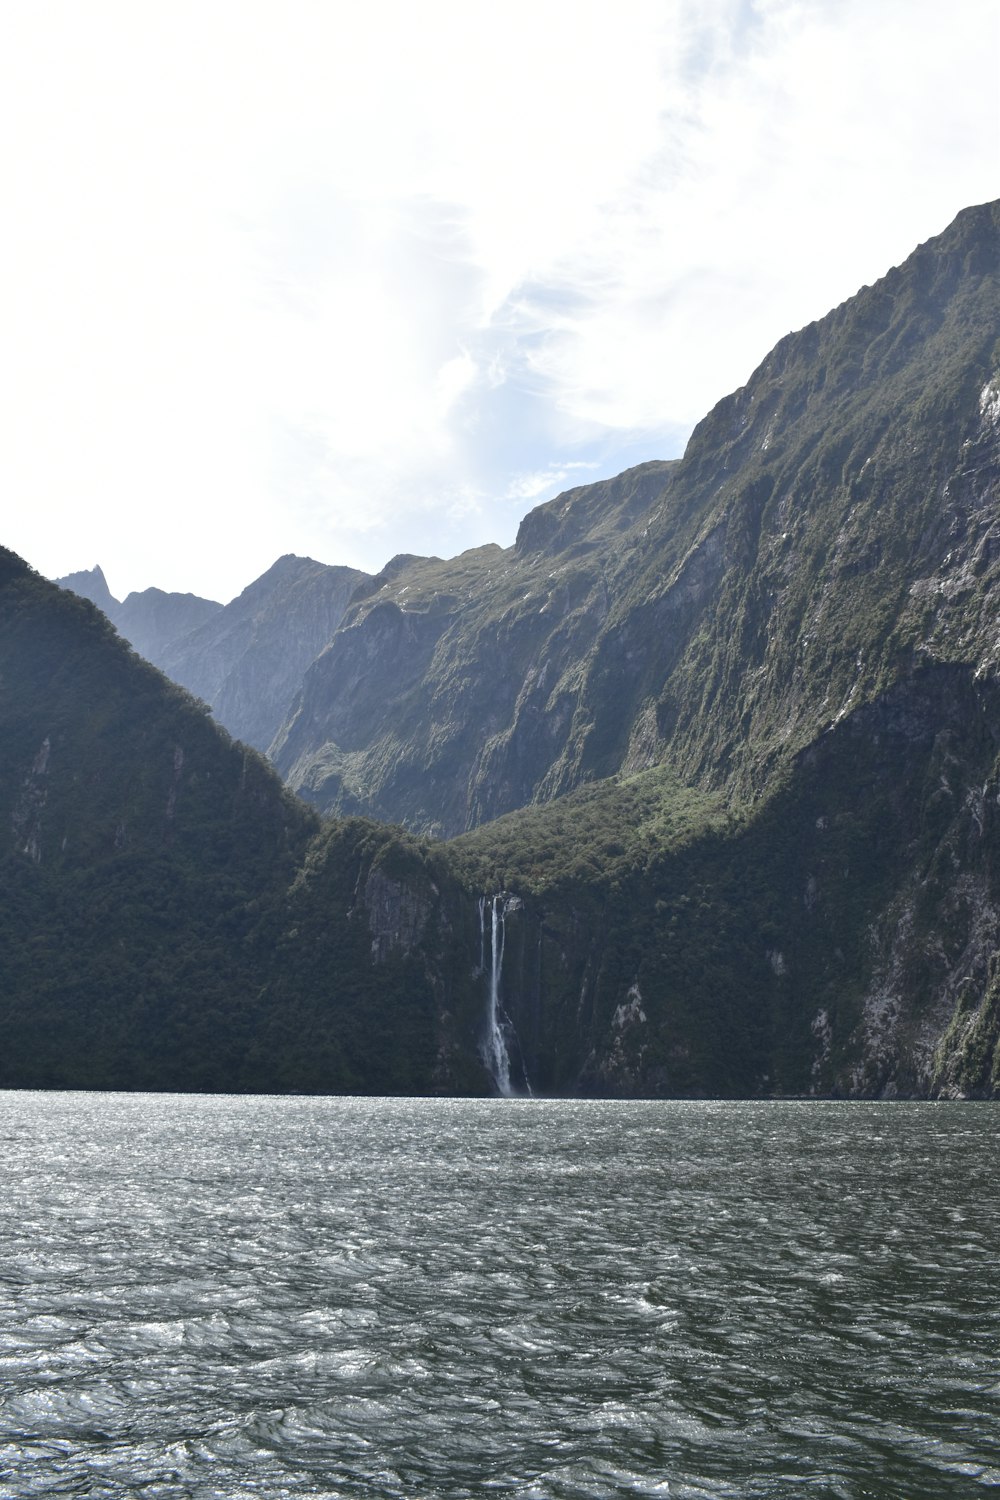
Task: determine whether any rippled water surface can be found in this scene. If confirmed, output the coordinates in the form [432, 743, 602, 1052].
[0, 1094, 997, 1498]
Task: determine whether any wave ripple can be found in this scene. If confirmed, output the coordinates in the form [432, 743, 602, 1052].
[0, 1094, 997, 1497]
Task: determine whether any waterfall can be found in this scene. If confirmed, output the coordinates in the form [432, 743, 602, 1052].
[480, 893, 514, 1096]
[478, 895, 486, 976]
[479, 893, 534, 1097]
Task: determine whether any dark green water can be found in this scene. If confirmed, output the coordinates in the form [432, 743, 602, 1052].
[0, 1095, 996, 1497]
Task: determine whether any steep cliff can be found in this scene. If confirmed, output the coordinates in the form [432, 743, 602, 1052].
[271, 201, 1000, 839]
[444, 662, 1000, 1099]
[158, 554, 370, 750]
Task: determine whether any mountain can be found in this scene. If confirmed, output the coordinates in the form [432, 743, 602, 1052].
[8, 200, 1000, 1100]
[272, 201, 1000, 843]
[113, 587, 224, 663]
[56, 555, 371, 752]
[55, 566, 223, 661]
[158, 554, 369, 751]
[0, 548, 460, 1093]
[271, 463, 676, 835]
[56, 563, 117, 614]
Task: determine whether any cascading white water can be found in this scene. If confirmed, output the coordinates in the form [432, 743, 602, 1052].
[482, 893, 513, 1097]
[478, 895, 486, 976]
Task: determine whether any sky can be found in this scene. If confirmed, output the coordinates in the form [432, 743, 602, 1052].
[1, 0, 997, 604]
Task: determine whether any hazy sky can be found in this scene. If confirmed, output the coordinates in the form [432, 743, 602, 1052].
[2, 0, 997, 603]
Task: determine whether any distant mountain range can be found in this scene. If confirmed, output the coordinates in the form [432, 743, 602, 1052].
[12, 197, 997, 1099]
[57, 555, 369, 752]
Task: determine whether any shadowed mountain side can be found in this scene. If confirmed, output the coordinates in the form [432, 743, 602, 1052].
[56, 566, 223, 662]
[442, 661, 1000, 1098]
[57, 555, 372, 753]
[158, 554, 370, 751]
[0, 550, 450, 1093]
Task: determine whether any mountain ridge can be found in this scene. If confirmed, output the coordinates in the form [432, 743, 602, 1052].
[267, 200, 1000, 836]
[56, 554, 372, 752]
[11, 199, 998, 1099]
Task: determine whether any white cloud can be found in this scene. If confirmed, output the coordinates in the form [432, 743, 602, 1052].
[506, 462, 602, 504]
[494, 0, 1000, 437]
[0, 0, 995, 600]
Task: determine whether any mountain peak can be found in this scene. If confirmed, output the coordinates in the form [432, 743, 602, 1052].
[55, 564, 116, 612]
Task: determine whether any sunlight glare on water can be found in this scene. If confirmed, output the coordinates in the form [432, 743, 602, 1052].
[0, 1093, 997, 1498]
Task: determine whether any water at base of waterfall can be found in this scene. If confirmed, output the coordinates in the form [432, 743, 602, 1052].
[1, 1092, 998, 1498]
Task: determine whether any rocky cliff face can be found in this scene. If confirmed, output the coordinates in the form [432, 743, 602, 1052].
[56, 564, 117, 614]
[159, 554, 370, 750]
[270, 202, 1000, 841]
[271, 464, 676, 835]
[615, 200, 1000, 800]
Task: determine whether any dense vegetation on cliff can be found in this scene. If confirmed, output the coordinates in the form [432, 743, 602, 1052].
[449, 663, 1000, 1098]
[0, 553, 448, 1092]
[5, 199, 999, 1098]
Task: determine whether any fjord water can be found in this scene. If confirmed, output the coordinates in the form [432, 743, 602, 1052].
[1, 1096, 997, 1499]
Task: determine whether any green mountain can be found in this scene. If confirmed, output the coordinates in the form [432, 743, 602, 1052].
[271, 464, 677, 836]
[0, 554, 456, 1093]
[273, 201, 1000, 842]
[6, 200, 1000, 1099]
